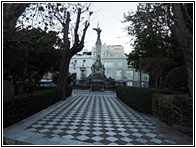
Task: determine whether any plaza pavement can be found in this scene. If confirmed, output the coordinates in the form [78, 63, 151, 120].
[3, 89, 193, 146]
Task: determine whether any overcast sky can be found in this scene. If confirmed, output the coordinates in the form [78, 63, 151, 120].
[16, 2, 138, 54]
[83, 2, 138, 54]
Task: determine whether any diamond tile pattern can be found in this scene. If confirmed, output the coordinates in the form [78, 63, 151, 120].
[26, 90, 177, 145]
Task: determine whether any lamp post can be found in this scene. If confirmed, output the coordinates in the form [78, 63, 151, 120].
[80, 60, 86, 79]
[139, 51, 142, 87]
[80, 65, 86, 79]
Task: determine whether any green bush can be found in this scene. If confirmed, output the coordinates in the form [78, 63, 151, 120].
[165, 66, 188, 92]
[3, 86, 72, 128]
[152, 89, 183, 95]
[116, 86, 154, 114]
[152, 94, 192, 126]
[116, 86, 184, 114]
[116, 86, 192, 137]
[152, 94, 177, 125]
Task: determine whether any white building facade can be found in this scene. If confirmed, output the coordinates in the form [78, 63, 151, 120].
[69, 44, 149, 87]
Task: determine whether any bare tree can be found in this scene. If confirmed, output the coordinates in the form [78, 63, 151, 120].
[36, 3, 92, 99]
[56, 5, 91, 99]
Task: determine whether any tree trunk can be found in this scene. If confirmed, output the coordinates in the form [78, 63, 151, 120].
[57, 8, 90, 100]
[3, 3, 29, 41]
[58, 56, 71, 99]
[172, 4, 193, 97]
[57, 11, 71, 99]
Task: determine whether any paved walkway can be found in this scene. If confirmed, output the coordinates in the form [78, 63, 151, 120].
[3, 89, 193, 145]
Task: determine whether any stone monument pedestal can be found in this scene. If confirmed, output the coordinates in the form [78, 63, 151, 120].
[88, 59, 106, 91]
[90, 79, 105, 91]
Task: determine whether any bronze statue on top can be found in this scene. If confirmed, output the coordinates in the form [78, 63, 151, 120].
[93, 23, 102, 40]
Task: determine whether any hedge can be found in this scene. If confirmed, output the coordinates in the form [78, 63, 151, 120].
[116, 86, 184, 114]
[152, 94, 192, 125]
[116, 86, 192, 137]
[3, 86, 72, 128]
[116, 86, 154, 114]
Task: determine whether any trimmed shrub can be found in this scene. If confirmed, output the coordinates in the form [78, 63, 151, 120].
[116, 86, 184, 114]
[165, 66, 188, 92]
[152, 89, 183, 95]
[152, 94, 192, 126]
[152, 94, 177, 125]
[116, 86, 192, 137]
[116, 86, 154, 114]
[3, 86, 72, 128]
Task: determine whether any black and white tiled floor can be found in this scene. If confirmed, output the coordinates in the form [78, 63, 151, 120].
[25, 91, 178, 145]
[72, 89, 116, 96]
[3, 90, 193, 145]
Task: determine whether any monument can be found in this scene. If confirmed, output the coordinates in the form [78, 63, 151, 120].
[88, 24, 115, 91]
[79, 23, 115, 91]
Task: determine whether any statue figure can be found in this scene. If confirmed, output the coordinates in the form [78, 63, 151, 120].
[93, 23, 102, 40]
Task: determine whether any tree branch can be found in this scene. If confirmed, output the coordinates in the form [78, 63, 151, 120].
[3, 3, 30, 40]
[74, 8, 81, 44]
[54, 12, 63, 25]
[71, 20, 90, 57]
[64, 11, 70, 49]
[184, 3, 193, 24]
[80, 20, 90, 47]
[172, 3, 192, 39]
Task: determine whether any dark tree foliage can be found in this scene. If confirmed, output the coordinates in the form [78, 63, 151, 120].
[4, 3, 92, 98]
[165, 66, 188, 92]
[171, 3, 193, 97]
[123, 3, 187, 89]
[4, 28, 62, 95]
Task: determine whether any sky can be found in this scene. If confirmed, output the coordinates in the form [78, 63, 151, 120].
[16, 2, 138, 54]
[83, 2, 138, 54]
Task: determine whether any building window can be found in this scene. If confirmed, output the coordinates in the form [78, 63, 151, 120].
[104, 62, 107, 68]
[106, 61, 113, 68]
[127, 81, 133, 86]
[117, 70, 122, 80]
[110, 62, 114, 68]
[107, 62, 110, 68]
[118, 61, 122, 68]
[117, 71, 121, 76]
[71, 60, 77, 69]
[83, 60, 86, 64]
[127, 71, 133, 80]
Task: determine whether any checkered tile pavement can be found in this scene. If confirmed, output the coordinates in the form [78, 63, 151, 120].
[72, 89, 116, 96]
[25, 90, 177, 145]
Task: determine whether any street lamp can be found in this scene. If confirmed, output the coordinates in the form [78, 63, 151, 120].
[139, 51, 142, 87]
[80, 65, 86, 79]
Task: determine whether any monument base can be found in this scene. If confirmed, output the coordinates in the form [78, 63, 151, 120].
[90, 79, 105, 91]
